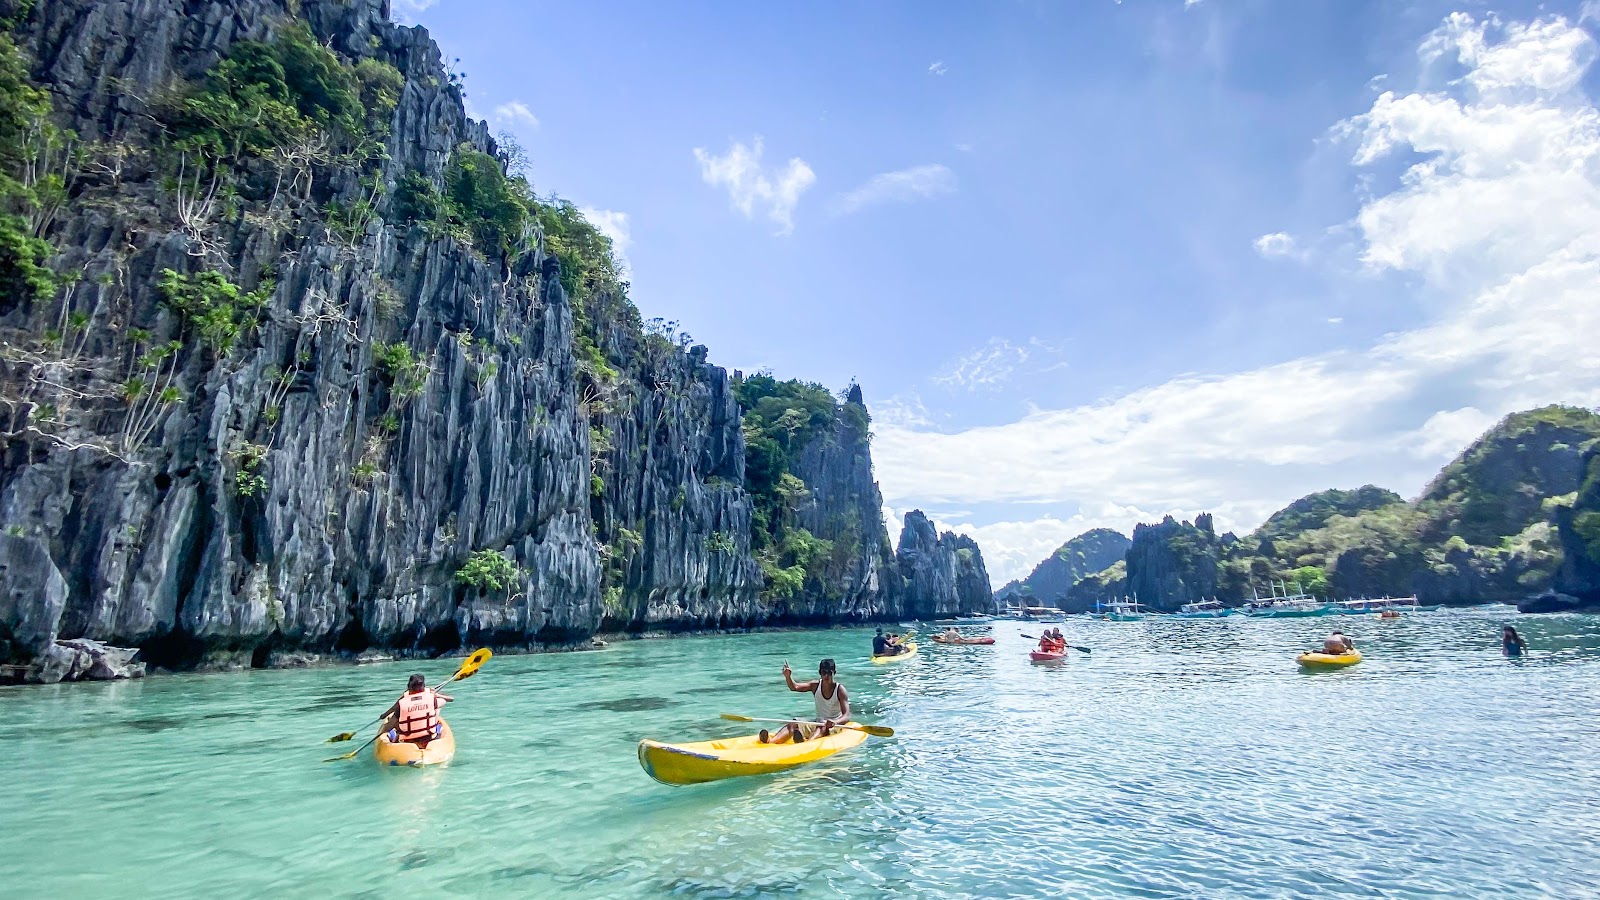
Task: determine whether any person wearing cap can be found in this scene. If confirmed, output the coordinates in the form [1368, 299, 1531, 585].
[379, 673, 453, 746]
[759, 658, 848, 743]
[872, 627, 907, 657]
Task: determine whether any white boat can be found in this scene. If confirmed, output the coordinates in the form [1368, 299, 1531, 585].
[1243, 582, 1330, 618]
[1333, 596, 1440, 614]
[1097, 598, 1147, 621]
[1172, 599, 1233, 619]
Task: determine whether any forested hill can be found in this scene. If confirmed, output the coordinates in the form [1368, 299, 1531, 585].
[0, 0, 991, 680]
[994, 528, 1129, 604]
[1066, 406, 1600, 611]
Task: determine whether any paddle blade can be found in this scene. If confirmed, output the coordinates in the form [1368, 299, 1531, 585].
[323, 749, 360, 763]
[719, 713, 755, 723]
[1073, 646, 1092, 654]
[327, 731, 356, 743]
[857, 724, 894, 737]
[457, 647, 492, 679]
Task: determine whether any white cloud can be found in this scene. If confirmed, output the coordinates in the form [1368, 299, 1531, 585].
[1185, 0, 1204, 7]
[1253, 232, 1297, 258]
[875, 394, 936, 429]
[494, 101, 539, 128]
[934, 338, 1064, 392]
[832, 164, 957, 215]
[929, 61, 948, 76]
[577, 207, 631, 275]
[693, 137, 816, 235]
[1326, 317, 1344, 324]
[391, 0, 439, 24]
[954, 143, 974, 153]
[876, 12, 1600, 585]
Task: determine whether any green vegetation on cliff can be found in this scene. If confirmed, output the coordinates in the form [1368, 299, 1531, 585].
[732, 372, 865, 600]
[997, 528, 1130, 603]
[1141, 406, 1600, 607]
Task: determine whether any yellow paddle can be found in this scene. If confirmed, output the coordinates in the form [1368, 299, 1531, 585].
[323, 649, 493, 761]
[719, 713, 894, 738]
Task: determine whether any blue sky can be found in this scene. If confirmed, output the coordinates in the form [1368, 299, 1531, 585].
[397, 0, 1600, 582]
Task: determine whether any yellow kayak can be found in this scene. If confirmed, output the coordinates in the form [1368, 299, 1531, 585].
[1297, 650, 1362, 670]
[375, 720, 456, 767]
[871, 642, 918, 664]
[637, 724, 869, 785]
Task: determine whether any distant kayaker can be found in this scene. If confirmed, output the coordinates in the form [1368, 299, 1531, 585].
[1050, 628, 1067, 651]
[873, 627, 907, 657]
[1322, 632, 1355, 655]
[1503, 625, 1527, 657]
[759, 658, 848, 744]
[381, 674, 452, 746]
[943, 626, 963, 643]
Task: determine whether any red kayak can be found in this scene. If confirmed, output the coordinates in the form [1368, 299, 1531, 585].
[1030, 650, 1066, 662]
[932, 636, 996, 645]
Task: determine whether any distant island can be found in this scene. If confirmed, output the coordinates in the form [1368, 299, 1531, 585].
[1001, 406, 1600, 615]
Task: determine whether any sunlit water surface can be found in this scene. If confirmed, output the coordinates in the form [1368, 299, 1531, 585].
[6, 607, 1600, 898]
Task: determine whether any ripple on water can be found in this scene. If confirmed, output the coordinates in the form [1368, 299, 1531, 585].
[2, 609, 1598, 898]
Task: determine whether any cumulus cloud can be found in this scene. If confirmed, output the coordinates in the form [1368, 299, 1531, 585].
[693, 137, 816, 235]
[929, 61, 948, 75]
[577, 207, 631, 275]
[832, 164, 957, 215]
[877, 12, 1600, 584]
[494, 101, 539, 128]
[1253, 232, 1297, 257]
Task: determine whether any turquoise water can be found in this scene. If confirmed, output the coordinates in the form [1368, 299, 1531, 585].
[5, 607, 1599, 898]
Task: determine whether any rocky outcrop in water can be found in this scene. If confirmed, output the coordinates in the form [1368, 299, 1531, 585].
[1539, 444, 1600, 612]
[1125, 514, 1222, 612]
[895, 510, 994, 618]
[0, 0, 989, 675]
[1115, 407, 1600, 610]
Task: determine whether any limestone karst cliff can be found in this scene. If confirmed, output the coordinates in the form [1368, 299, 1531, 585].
[0, 0, 990, 677]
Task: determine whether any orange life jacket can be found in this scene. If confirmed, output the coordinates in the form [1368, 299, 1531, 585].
[396, 688, 440, 742]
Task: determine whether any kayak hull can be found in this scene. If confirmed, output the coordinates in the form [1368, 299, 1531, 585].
[932, 636, 995, 645]
[637, 724, 869, 785]
[375, 720, 456, 767]
[1297, 650, 1363, 670]
[1030, 650, 1067, 662]
[871, 642, 918, 664]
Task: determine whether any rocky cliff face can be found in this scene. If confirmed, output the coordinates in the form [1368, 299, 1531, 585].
[1125, 514, 1222, 611]
[895, 510, 994, 618]
[1117, 407, 1600, 610]
[0, 0, 984, 674]
[1539, 445, 1600, 612]
[995, 527, 1129, 603]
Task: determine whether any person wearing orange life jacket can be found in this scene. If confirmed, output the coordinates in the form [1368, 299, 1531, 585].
[380, 673, 453, 746]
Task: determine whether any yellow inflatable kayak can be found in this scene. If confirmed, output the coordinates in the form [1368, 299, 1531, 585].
[1297, 650, 1362, 670]
[637, 724, 868, 785]
[871, 642, 918, 664]
[375, 720, 456, 767]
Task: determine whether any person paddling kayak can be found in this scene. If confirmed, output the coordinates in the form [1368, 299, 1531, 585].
[872, 627, 908, 657]
[759, 658, 848, 744]
[1322, 632, 1355, 655]
[381, 674, 453, 747]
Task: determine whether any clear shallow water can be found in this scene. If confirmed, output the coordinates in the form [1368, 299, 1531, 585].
[5, 606, 1600, 898]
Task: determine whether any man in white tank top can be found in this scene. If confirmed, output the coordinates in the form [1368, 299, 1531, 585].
[758, 658, 849, 744]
